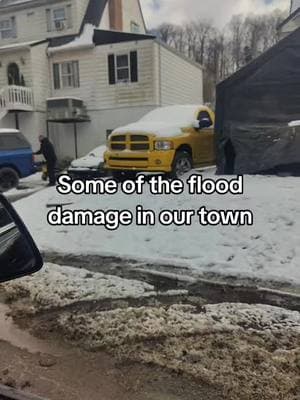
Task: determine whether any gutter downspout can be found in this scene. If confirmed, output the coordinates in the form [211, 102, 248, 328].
[159, 43, 162, 107]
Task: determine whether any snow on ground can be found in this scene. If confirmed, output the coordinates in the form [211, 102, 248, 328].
[14, 170, 300, 285]
[3, 263, 155, 310]
[5, 173, 46, 202]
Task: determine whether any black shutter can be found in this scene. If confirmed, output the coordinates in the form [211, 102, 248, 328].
[53, 64, 60, 90]
[108, 54, 116, 85]
[130, 51, 138, 82]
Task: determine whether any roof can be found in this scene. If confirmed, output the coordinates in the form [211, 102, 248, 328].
[0, 39, 47, 52]
[93, 29, 155, 46]
[0, 0, 66, 11]
[278, 7, 300, 29]
[79, 0, 146, 35]
[79, 0, 108, 34]
[0, 0, 33, 8]
[217, 26, 300, 91]
[0, 129, 20, 134]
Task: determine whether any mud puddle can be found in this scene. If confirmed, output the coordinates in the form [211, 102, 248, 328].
[0, 302, 63, 356]
[44, 252, 300, 311]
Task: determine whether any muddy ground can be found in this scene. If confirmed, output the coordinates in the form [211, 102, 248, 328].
[0, 256, 299, 400]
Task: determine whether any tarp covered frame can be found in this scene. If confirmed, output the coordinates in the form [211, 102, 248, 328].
[215, 27, 300, 175]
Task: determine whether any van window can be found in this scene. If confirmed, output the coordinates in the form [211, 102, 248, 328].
[0, 134, 30, 150]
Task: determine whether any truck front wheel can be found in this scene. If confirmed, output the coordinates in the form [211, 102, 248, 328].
[0, 167, 19, 192]
[168, 151, 193, 179]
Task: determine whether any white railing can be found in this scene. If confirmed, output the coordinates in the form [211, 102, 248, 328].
[0, 85, 34, 114]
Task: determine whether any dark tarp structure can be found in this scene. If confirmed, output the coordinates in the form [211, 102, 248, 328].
[215, 27, 300, 175]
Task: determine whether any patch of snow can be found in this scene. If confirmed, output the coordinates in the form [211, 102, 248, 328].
[0, 128, 20, 133]
[112, 105, 207, 138]
[0, 41, 40, 51]
[48, 24, 95, 53]
[70, 145, 107, 169]
[14, 171, 300, 286]
[5, 173, 45, 200]
[288, 120, 300, 127]
[47, 96, 83, 102]
[3, 263, 155, 310]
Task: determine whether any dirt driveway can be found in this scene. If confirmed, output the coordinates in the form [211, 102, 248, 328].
[0, 302, 221, 400]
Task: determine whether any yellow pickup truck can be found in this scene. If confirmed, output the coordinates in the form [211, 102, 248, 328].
[105, 105, 215, 180]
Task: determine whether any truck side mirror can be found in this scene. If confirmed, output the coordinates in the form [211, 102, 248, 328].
[193, 119, 212, 130]
[0, 195, 43, 283]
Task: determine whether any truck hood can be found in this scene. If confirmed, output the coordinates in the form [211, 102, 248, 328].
[111, 121, 187, 138]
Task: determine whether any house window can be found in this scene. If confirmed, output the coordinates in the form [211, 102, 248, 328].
[108, 51, 138, 85]
[116, 54, 130, 83]
[0, 17, 17, 39]
[130, 21, 140, 33]
[53, 61, 80, 89]
[53, 8, 66, 25]
[46, 5, 72, 32]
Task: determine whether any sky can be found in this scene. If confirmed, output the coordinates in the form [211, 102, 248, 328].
[140, 0, 290, 29]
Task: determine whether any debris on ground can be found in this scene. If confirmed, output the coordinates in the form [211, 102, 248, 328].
[56, 303, 300, 400]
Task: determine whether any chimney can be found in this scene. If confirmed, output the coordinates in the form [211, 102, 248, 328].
[109, 0, 123, 31]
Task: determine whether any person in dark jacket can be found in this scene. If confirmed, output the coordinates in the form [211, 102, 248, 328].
[35, 135, 57, 186]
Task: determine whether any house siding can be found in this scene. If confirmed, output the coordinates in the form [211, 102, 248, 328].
[99, 2, 110, 30]
[158, 43, 204, 106]
[30, 42, 50, 111]
[0, 2, 79, 46]
[0, 49, 33, 89]
[76, 0, 89, 29]
[49, 39, 156, 110]
[122, 0, 146, 33]
[48, 105, 156, 159]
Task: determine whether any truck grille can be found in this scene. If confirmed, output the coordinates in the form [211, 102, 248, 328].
[111, 135, 126, 142]
[111, 143, 126, 150]
[130, 143, 149, 151]
[130, 135, 148, 142]
[110, 134, 150, 152]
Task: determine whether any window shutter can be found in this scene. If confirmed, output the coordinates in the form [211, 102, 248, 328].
[53, 64, 60, 90]
[108, 54, 116, 85]
[66, 5, 73, 29]
[72, 61, 80, 88]
[11, 17, 17, 38]
[130, 51, 138, 82]
[46, 9, 52, 32]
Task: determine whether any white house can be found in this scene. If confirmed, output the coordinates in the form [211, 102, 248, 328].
[279, 0, 300, 38]
[0, 0, 204, 160]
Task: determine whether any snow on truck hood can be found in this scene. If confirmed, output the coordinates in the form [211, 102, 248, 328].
[111, 105, 205, 138]
[71, 145, 107, 168]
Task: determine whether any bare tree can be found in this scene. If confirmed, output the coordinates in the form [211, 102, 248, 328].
[154, 9, 287, 101]
[228, 15, 245, 70]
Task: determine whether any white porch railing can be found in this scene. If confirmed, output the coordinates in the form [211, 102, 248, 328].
[0, 85, 34, 117]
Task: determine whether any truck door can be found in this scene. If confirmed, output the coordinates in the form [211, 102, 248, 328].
[194, 111, 215, 165]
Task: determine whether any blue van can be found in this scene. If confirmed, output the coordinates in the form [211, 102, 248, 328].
[0, 129, 35, 192]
